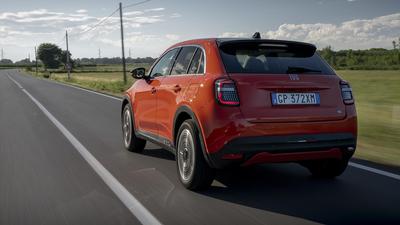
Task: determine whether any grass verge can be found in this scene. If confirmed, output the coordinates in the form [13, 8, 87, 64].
[338, 70, 400, 167]
[26, 71, 134, 97]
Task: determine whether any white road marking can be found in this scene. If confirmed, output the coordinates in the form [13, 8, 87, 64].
[349, 162, 400, 181]
[7, 75, 162, 225]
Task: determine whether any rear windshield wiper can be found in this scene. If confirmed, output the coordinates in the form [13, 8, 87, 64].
[286, 67, 322, 74]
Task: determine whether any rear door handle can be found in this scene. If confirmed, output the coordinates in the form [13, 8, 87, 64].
[151, 87, 156, 94]
[172, 84, 181, 93]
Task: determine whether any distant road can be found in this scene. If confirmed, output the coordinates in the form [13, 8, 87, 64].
[1, 69, 399, 225]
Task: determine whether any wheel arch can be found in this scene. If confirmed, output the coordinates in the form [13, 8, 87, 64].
[121, 95, 131, 117]
[121, 95, 134, 128]
[173, 105, 213, 167]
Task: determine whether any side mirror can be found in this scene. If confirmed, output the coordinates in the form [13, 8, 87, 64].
[130, 67, 147, 79]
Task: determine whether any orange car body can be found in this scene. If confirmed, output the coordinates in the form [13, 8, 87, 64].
[123, 38, 357, 169]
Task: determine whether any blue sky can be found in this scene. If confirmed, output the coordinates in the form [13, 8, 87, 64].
[0, 0, 399, 61]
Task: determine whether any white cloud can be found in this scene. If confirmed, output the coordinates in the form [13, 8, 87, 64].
[0, 7, 170, 60]
[75, 9, 88, 14]
[0, 8, 166, 43]
[0, 9, 93, 23]
[219, 32, 249, 38]
[99, 33, 179, 57]
[124, 11, 144, 16]
[145, 8, 165, 12]
[165, 34, 180, 41]
[170, 13, 181, 18]
[98, 38, 121, 47]
[220, 13, 400, 50]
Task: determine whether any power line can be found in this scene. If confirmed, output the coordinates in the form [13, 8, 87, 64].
[66, 30, 71, 79]
[119, 2, 127, 84]
[123, 0, 151, 9]
[119, 0, 151, 84]
[78, 8, 119, 36]
[34, 46, 38, 76]
[59, 35, 66, 45]
[56, 34, 66, 47]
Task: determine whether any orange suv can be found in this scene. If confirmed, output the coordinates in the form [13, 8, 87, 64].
[121, 37, 357, 190]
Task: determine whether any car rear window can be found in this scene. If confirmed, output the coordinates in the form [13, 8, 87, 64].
[219, 41, 335, 75]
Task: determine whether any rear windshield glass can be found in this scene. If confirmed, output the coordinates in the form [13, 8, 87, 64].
[219, 42, 335, 75]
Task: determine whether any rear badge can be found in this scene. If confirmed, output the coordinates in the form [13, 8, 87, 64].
[289, 74, 300, 81]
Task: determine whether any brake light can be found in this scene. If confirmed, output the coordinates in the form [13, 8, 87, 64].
[340, 80, 354, 105]
[215, 79, 240, 106]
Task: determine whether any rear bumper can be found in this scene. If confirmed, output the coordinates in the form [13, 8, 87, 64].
[207, 132, 356, 168]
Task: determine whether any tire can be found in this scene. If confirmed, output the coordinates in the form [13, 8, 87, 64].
[176, 119, 215, 190]
[303, 158, 349, 178]
[122, 104, 146, 153]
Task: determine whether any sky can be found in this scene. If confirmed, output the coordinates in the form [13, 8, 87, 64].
[0, 0, 399, 61]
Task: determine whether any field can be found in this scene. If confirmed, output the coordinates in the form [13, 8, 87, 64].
[49, 72, 135, 96]
[338, 70, 400, 166]
[27, 64, 143, 96]
[26, 69, 400, 167]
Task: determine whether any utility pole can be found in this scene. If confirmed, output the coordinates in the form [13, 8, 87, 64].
[34, 46, 38, 76]
[98, 48, 101, 58]
[129, 48, 131, 58]
[119, 2, 127, 84]
[66, 30, 71, 80]
[1, 48, 3, 60]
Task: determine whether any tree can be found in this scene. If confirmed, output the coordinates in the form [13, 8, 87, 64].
[0, 59, 13, 65]
[60, 50, 74, 68]
[37, 43, 62, 69]
[394, 39, 400, 64]
[15, 58, 32, 65]
[320, 46, 336, 66]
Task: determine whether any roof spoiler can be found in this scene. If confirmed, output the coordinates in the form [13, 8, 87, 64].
[217, 39, 317, 57]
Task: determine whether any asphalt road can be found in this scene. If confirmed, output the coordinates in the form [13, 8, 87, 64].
[1, 69, 399, 225]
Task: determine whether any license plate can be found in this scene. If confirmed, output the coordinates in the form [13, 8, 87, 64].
[271, 92, 320, 105]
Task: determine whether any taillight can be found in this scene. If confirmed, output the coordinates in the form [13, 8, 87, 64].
[340, 80, 354, 105]
[215, 79, 240, 106]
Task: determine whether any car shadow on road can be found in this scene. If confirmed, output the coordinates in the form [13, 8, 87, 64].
[141, 148, 175, 161]
[200, 164, 398, 225]
[140, 148, 399, 225]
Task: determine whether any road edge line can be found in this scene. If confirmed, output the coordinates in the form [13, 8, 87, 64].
[7, 74, 162, 225]
[349, 162, 400, 181]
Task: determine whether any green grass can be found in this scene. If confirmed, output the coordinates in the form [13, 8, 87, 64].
[338, 70, 400, 166]
[72, 63, 151, 72]
[28, 71, 135, 96]
[26, 68, 400, 167]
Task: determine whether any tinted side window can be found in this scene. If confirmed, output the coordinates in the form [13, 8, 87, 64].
[171, 47, 197, 75]
[150, 48, 179, 77]
[188, 48, 205, 74]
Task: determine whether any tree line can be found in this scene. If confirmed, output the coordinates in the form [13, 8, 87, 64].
[0, 43, 156, 69]
[1, 42, 400, 70]
[318, 45, 400, 70]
